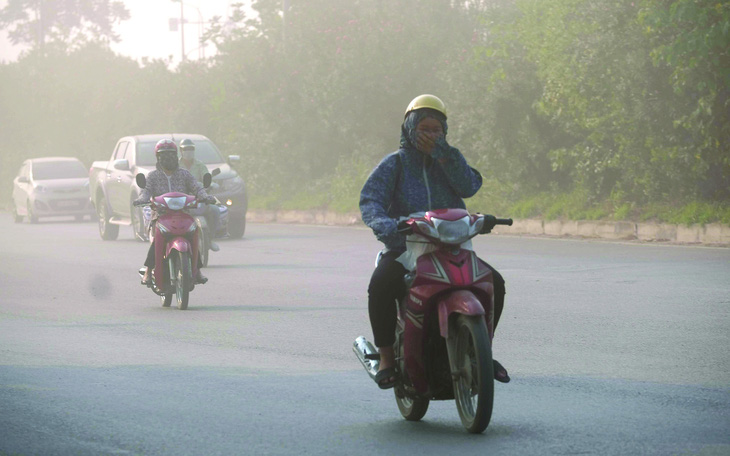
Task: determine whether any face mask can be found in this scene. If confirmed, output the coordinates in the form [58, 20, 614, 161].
[182, 150, 195, 160]
[160, 155, 179, 171]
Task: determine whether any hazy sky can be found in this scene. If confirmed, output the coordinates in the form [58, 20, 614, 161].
[0, 0, 244, 64]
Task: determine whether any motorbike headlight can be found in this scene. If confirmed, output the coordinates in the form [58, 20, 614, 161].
[187, 223, 197, 233]
[163, 196, 187, 211]
[433, 216, 471, 244]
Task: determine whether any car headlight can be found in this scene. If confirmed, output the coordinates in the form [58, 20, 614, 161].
[221, 176, 244, 192]
[163, 196, 187, 210]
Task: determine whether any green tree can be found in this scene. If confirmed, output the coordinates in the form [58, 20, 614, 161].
[640, 0, 730, 200]
[0, 0, 129, 53]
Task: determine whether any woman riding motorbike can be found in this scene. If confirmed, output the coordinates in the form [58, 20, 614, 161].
[137, 139, 215, 285]
[359, 94, 509, 389]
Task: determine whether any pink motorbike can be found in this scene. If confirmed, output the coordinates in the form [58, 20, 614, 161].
[354, 209, 512, 433]
[133, 173, 210, 310]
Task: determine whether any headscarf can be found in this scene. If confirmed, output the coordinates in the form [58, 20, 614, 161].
[399, 108, 448, 151]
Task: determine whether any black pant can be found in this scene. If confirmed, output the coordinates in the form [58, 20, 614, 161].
[368, 250, 506, 347]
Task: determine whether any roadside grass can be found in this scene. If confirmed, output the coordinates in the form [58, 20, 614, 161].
[246, 186, 730, 226]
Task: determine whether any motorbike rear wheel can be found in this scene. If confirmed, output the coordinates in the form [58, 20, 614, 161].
[395, 389, 430, 421]
[394, 331, 430, 421]
[452, 314, 494, 434]
[174, 251, 192, 310]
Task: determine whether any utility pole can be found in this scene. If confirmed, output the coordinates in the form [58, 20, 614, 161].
[179, 0, 186, 62]
[282, 0, 289, 49]
[36, 0, 44, 55]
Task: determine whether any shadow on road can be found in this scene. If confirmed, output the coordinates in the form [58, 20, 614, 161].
[350, 417, 515, 442]
[183, 305, 356, 313]
[206, 263, 325, 270]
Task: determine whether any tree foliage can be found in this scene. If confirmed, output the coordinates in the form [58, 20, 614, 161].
[1, 0, 728, 221]
[0, 0, 129, 52]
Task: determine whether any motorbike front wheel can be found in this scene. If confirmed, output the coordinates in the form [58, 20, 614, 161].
[173, 251, 192, 310]
[198, 224, 209, 268]
[452, 314, 494, 434]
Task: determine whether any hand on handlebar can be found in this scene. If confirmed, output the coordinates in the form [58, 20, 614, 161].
[396, 219, 412, 234]
[480, 214, 513, 234]
[200, 196, 217, 205]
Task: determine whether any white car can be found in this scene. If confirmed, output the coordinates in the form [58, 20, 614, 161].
[12, 157, 94, 223]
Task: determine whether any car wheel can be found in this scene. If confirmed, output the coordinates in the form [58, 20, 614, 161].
[27, 201, 38, 224]
[228, 215, 246, 239]
[131, 203, 148, 242]
[97, 199, 119, 240]
[12, 205, 23, 223]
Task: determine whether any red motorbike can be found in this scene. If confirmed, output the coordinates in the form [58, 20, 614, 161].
[133, 173, 211, 310]
[354, 209, 512, 433]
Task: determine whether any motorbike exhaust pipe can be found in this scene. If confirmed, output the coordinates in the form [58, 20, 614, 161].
[352, 336, 380, 380]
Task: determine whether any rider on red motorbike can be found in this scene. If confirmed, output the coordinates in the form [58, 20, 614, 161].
[136, 139, 215, 285]
[359, 94, 509, 389]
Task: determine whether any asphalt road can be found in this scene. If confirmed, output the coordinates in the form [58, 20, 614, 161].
[1, 215, 729, 455]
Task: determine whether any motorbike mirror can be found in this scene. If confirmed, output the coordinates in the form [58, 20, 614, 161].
[203, 172, 212, 188]
[135, 173, 146, 189]
[211, 168, 221, 177]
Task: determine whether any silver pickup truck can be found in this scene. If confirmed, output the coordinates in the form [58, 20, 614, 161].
[89, 133, 248, 241]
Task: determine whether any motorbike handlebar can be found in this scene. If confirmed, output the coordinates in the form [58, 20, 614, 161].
[133, 201, 150, 207]
[395, 214, 513, 236]
[396, 220, 412, 234]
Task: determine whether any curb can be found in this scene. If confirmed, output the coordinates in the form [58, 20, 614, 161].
[247, 210, 730, 246]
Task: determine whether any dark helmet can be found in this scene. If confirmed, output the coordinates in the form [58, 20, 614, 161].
[179, 138, 195, 151]
[155, 139, 178, 156]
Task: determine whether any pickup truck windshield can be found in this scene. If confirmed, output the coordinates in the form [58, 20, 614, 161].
[137, 140, 224, 166]
[32, 161, 87, 180]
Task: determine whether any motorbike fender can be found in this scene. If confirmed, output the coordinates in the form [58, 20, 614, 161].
[166, 237, 191, 256]
[437, 289, 485, 339]
[166, 234, 200, 280]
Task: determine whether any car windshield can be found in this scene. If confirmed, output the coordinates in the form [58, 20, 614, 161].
[32, 160, 87, 180]
[137, 139, 224, 166]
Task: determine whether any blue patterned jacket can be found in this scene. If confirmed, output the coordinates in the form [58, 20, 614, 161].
[359, 146, 482, 252]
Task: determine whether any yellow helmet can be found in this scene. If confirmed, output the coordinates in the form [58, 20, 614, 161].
[404, 94, 447, 119]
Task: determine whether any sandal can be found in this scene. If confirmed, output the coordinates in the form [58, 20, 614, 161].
[493, 359, 510, 383]
[374, 367, 398, 390]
